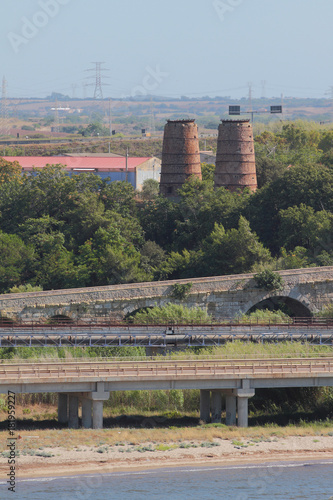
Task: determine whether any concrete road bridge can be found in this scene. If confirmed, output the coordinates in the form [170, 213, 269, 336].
[0, 266, 332, 324]
[2, 356, 333, 429]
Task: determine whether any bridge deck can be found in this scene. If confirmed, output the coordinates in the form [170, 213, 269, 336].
[2, 357, 333, 385]
[1, 323, 333, 346]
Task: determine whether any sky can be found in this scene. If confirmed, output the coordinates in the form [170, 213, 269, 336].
[1, 0, 333, 100]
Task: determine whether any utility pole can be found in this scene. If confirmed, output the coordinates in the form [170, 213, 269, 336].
[281, 93, 284, 119]
[325, 86, 333, 119]
[248, 82, 254, 122]
[125, 147, 129, 183]
[109, 98, 112, 136]
[0, 76, 9, 137]
[108, 98, 112, 153]
[54, 98, 60, 132]
[149, 98, 155, 134]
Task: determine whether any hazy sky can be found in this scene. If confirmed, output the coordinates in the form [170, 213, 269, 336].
[1, 0, 333, 99]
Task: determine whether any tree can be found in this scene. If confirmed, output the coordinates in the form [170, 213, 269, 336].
[140, 241, 166, 277]
[0, 232, 36, 292]
[254, 270, 284, 291]
[77, 226, 148, 286]
[100, 181, 136, 217]
[140, 179, 159, 201]
[0, 158, 22, 184]
[245, 164, 333, 252]
[79, 122, 109, 137]
[278, 204, 333, 252]
[202, 217, 272, 276]
[139, 196, 178, 250]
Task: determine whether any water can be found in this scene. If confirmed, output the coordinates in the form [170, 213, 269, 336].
[1, 461, 333, 500]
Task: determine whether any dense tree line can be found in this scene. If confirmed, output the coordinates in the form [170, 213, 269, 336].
[0, 121, 333, 294]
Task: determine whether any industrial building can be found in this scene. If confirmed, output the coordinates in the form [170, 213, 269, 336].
[3, 156, 161, 191]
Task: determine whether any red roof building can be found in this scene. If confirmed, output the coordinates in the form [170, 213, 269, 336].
[3, 156, 161, 190]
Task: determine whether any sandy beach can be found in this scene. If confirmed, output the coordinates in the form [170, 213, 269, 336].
[1, 434, 333, 479]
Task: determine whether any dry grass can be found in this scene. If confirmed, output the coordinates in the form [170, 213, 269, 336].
[1, 423, 333, 451]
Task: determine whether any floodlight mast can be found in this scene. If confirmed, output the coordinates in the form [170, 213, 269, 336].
[228, 105, 283, 122]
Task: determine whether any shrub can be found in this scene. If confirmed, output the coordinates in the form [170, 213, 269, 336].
[170, 283, 193, 300]
[129, 303, 211, 325]
[254, 270, 284, 291]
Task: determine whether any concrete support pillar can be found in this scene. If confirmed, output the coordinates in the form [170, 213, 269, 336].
[225, 395, 237, 426]
[211, 391, 222, 423]
[236, 381, 255, 428]
[237, 396, 249, 428]
[58, 393, 68, 424]
[68, 395, 79, 429]
[200, 390, 211, 423]
[92, 400, 104, 429]
[82, 398, 92, 429]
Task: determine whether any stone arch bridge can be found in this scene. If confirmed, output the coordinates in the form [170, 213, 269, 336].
[0, 267, 332, 324]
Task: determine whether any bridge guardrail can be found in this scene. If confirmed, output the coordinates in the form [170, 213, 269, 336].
[0, 317, 333, 329]
[1, 357, 333, 381]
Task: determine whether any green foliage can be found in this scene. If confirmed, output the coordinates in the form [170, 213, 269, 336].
[0, 158, 23, 184]
[201, 163, 215, 183]
[254, 270, 284, 291]
[140, 179, 159, 201]
[1, 120, 333, 296]
[128, 304, 211, 324]
[315, 303, 333, 318]
[0, 232, 35, 293]
[202, 217, 272, 276]
[79, 122, 109, 137]
[9, 284, 43, 293]
[170, 282, 193, 300]
[239, 309, 291, 324]
[278, 204, 333, 253]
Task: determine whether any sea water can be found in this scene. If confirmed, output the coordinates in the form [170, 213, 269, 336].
[1, 460, 333, 499]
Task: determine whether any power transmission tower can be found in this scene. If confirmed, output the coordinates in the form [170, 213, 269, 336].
[149, 98, 155, 134]
[281, 93, 284, 119]
[53, 99, 60, 133]
[325, 86, 333, 119]
[71, 83, 78, 99]
[0, 76, 9, 137]
[86, 62, 110, 99]
[261, 80, 266, 99]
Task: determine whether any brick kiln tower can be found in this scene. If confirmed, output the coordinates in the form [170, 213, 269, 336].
[159, 119, 202, 197]
[214, 119, 257, 192]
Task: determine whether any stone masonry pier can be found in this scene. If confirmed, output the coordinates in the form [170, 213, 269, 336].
[0, 267, 332, 323]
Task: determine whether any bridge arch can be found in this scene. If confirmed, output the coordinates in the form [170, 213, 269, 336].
[0, 316, 15, 326]
[48, 314, 74, 325]
[245, 295, 312, 317]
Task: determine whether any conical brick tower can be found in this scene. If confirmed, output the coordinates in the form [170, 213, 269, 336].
[214, 119, 257, 192]
[159, 119, 202, 197]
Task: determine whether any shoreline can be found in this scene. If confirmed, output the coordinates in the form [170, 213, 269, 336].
[1, 435, 333, 479]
